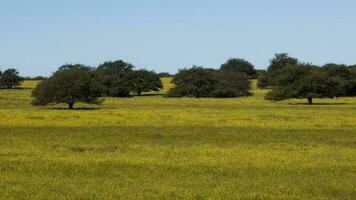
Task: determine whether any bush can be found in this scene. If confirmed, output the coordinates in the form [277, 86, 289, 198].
[167, 66, 250, 98]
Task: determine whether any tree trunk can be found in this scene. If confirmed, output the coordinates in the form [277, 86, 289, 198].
[68, 94, 75, 109]
[137, 90, 141, 96]
[68, 103, 74, 109]
[307, 96, 313, 105]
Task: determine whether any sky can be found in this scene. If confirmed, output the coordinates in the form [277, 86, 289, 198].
[1, 0, 356, 76]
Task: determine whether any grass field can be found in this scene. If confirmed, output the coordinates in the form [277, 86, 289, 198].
[0, 78, 355, 199]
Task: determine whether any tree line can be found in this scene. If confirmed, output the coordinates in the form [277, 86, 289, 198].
[31, 58, 258, 109]
[2, 54, 356, 109]
[31, 61, 163, 109]
[167, 55, 356, 104]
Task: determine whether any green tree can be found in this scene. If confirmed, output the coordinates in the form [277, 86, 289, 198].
[268, 53, 298, 72]
[220, 58, 256, 78]
[158, 72, 172, 77]
[109, 78, 132, 97]
[214, 70, 251, 97]
[321, 63, 356, 96]
[32, 64, 105, 109]
[167, 67, 218, 98]
[257, 74, 269, 88]
[258, 53, 299, 88]
[127, 69, 163, 96]
[96, 60, 134, 96]
[167, 66, 250, 98]
[266, 64, 343, 104]
[0, 68, 24, 88]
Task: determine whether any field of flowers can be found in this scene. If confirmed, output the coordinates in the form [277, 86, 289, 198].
[0, 78, 355, 199]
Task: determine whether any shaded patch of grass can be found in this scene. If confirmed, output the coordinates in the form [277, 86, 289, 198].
[47, 107, 102, 111]
[288, 102, 348, 105]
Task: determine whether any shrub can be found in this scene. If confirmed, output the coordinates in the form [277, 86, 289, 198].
[167, 66, 250, 98]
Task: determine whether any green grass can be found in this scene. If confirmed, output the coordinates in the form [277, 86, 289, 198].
[0, 79, 355, 199]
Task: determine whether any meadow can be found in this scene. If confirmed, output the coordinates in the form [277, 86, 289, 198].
[0, 78, 355, 199]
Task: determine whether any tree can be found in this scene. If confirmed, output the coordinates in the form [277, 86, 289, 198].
[220, 58, 256, 78]
[167, 67, 219, 98]
[158, 72, 172, 77]
[255, 69, 267, 78]
[258, 53, 299, 88]
[167, 66, 251, 98]
[268, 53, 298, 72]
[0, 68, 24, 88]
[127, 69, 163, 96]
[32, 64, 105, 109]
[266, 64, 343, 104]
[109, 77, 132, 97]
[96, 60, 134, 96]
[255, 70, 268, 88]
[213, 70, 251, 97]
[32, 76, 46, 80]
[257, 74, 269, 88]
[321, 63, 356, 96]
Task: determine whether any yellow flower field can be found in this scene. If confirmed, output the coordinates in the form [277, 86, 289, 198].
[0, 78, 355, 199]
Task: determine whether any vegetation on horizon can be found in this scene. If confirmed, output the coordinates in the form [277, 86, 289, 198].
[0, 68, 24, 89]
[3, 53, 356, 107]
[259, 54, 356, 104]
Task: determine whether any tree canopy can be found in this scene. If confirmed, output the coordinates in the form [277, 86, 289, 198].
[214, 70, 251, 97]
[265, 64, 344, 104]
[127, 69, 163, 96]
[0, 68, 24, 88]
[32, 64, 105, 109]
[6, 54, 355, 106]
[95, 60, 163, 97]
[167, 66, 250, 98]
[96, 60, 134, 96]
[321, 63, 356, 96]
[258, 53, 299, 88]
[220, 58, 256, 78]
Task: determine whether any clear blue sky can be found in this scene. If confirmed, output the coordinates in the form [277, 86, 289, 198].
[1, 0, 356, 76]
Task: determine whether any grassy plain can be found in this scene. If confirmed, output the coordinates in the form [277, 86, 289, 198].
[0, 78, 355, 199]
